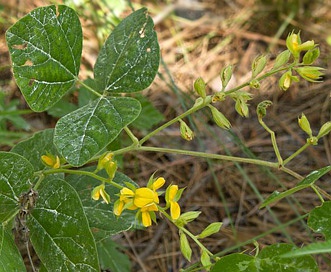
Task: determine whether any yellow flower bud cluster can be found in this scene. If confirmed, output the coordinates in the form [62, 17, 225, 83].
[278, 31, 324, 91]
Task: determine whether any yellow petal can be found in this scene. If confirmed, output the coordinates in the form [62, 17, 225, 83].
[141, 203, 158, 212]
[114, 200, 124, 216]
[53, 156, 61, 169]
[170, 201, 180, 220]
[41, 155, 54, 166]
[169, 185, 178, 202]
[141, 211, 152, 227]
[91, 188, 100, 201]
[134, 188, 157, 207]
[100, 188, 110, 204]
[120, 187, 134, 197]
[152, 177, 165, 191]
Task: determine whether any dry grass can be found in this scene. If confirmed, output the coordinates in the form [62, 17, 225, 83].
[1, 0, 331, 271]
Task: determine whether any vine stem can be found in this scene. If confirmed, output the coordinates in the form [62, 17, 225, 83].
[283, 142, 311, 165]
[139, 146, 278, 168]
[258, 116, 284, 167]
[139, 96, 212, 145]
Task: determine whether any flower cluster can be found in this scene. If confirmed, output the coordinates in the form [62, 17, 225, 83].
[113, 177, 182, 227]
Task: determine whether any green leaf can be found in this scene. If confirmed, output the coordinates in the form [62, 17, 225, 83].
[197, 222, 222, 239]
[260, 166, 331, 208]
[308, 201, 331, 239]
[131, 95, 164, 130]
[94, 8, 160, 94]
[54, 96, 141, 166]
[0, 152, 34, 222]
[11, 129, 59, 171]
[29, 177, 99, 271]
[97, 237, 131, 272]
[296, 165, 331, 186]
[0, 225, 26, 272]
[281, 240, 331, 258]
[47, 97, 78, 118]
[211, 244, 318, 272]
[6, 5, 82, 112]
[211, 253, 256, 272]
[66, 167, 137, 239]
[257, 243, 318, 271]
[179, 232, 192, 262]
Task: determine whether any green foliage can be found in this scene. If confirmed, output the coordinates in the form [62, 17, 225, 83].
[29, 177, 99, 271]
[1, 3, 330, 272]
[308, 201, 331, 240]
[94, 8, 159, 94]
[5, 5, 82, 112]
[97, 237, 131, 272]
[0, 226, 26, 271]
[260, 166, 331, 208]
[211, 243, 318, 272]
[54, 97, 141, 166]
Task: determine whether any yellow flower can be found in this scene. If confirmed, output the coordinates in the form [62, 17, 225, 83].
[41, 154, 61, 169]
[134, 187, 159, 207]
[166, 185, 181, 220]
[140, 203, 158, 227]
[91, 184, 110, 204]
[114, 177, 167, 227]
[151, 177, 165, 191]
[114, 187, 136, 216]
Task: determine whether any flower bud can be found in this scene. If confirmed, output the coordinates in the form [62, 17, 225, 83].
[303, 48, 320, 65]
[235, 98, 249, 117]
[41, 153, 61, 169]
[197, 222, 222, 239]
[96, 152, 113, 172]
[193, 77, 206, 98]
[286, 32, 315, 59]
[252, 55, 267, 78]
[220, 65, 233, 90]
[179, 119, 194, 141]
[298, 113, 312, 137]
[317, 121, 331, 139]
[91, 184, 110, 204]
[273, 50, 291, 69]
[278, 70, 299, 91]
[105, 160, 117, 180]
[209, 105, 231, 129]
[295, 66, 324, 82]
[249, 79, 260, 89]
[212, 91, 226, 103]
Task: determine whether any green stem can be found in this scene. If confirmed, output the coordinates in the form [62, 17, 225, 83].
[0, 109, 33, 116]
[158, 209, 213, 256]
[224, 65, 291, 95]
[77, 79, 103, 98]
[139, 96, 212, 145]
[179, 225, 213, 256]
[258, 117, 283, 167]
[283, 142, 311, 165]
[42, 168, 123, 189]
[124, 126, 139, 145]
[2, 209, 19, 227]
[139, 146, 279, 169]
[33, 173, 45, 191]
[311, 185, 325, 203]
